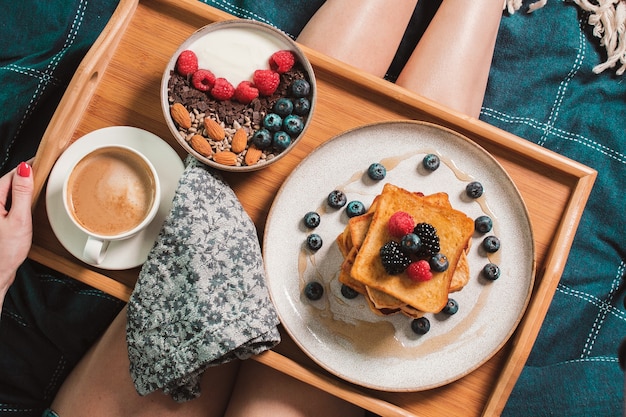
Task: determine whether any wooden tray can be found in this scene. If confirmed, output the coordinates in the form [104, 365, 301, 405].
[29, 0, 596, 415]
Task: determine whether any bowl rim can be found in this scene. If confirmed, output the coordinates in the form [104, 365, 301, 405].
[161, 19, 317, 172]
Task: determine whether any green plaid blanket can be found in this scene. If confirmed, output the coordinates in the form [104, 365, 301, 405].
[1, 0, 624, 416]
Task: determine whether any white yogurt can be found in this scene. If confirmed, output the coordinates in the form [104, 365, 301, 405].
[188, 26, 289, 87]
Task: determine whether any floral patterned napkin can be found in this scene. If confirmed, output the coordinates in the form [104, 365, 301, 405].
[126, 156, 281, 402]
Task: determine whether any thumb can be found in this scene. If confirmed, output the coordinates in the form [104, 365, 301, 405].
[9, 162, 34, 220]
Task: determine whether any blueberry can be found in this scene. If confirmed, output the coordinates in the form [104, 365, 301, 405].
[474, 215, 493, 234]
[482, 235, 501, 253]
[346, 200, 366, 218]
[340, 284, 359, 299]
[303, 211, 321, 228]
[482, 263, 501, 280]
[429, 253, 449, 272]
[442, 298, 459, 315]
[411, 317, 430, 335]
[466, 181, 484, 198]
[273, 131, 291, 151]
[422, 154, 440, 171]
[400, 233, 422, 254]
[293, 97, 310, 115]
[291, 79, 311, 97]
[283, 114, 304, 136]
[367, 163, 386, 180]
[306, 233, 323, 251]
[273, 98, 293, 116]
[327, 190, 347, 208]
[251, 128, 272, 149]
[304, 281, 324, 300]
[263, 113, 283, 132]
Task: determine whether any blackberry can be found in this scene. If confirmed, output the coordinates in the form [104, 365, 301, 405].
[379, 241, 412, 275]
[411, 317, 430, 335]
[367, 162, 386, 181]
[327, 190, 347, 208]
[304, 281, 324, 300]
[413, 223, 440, 258]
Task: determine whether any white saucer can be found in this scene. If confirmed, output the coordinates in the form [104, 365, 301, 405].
[46, 126, 185, 270]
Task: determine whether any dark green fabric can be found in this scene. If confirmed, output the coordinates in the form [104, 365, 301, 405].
[0, 1, 123, 416]
[1, 0, 624, 416]
[0, 0, 120, 175]
[482, 2, 626, 416]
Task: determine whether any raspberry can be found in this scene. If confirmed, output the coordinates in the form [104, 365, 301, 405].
[379, 241, 411, 275]
[269, 50, 296, 73]
[234, 81, 259, 104]
[210, 77, 235, 101]
[175, 50, 198, 76]
[407, 260, 432, 282]
[191, 69, 216, 92]
[387, 211, 415, 238]
[253, 69, 280, 96]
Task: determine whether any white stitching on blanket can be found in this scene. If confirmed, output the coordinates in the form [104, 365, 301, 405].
[480, 107, 626, 164]
[537, 8, 586, 147]
[581, 261, 624, 358]
[555, 270, 626, 325]
[3, 64, 63, 86]
[0, 0, 88, 171]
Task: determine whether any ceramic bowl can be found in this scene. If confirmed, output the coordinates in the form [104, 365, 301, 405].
[161, 19, 316, 172]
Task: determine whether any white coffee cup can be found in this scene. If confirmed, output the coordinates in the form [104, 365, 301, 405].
[62, 145, 161, 265]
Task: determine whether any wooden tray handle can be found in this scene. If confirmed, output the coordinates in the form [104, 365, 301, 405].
[31, 0, 139, 206]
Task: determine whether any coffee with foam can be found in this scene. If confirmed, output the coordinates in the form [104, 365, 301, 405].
[66, 146, 156, 237]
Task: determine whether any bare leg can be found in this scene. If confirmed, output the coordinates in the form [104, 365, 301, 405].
[395, 0, 503, 118]
[224, 359, 365, 417]
[50, 306, 239, 417]
[297, 0, 419, 77]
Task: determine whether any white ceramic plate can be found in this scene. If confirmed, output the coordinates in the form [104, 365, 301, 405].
[263, 121, 535, 391]
[46, 126, 184, 270]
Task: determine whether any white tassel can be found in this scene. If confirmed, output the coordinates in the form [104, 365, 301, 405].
[528, 0, 548, 12]
[503, 0, 626, 74]
[574, 0, 626, 74]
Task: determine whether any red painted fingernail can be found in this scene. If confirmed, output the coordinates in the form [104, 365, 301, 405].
[17, 162, 31, 177]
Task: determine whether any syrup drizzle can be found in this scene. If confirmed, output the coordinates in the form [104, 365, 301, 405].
[298, 148, 500, 358]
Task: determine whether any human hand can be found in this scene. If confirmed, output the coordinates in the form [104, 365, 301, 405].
[0, 162, 34, 297]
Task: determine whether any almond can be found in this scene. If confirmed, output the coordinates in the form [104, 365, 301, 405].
[170, 103, 191, 129]
[204, 117, 225, 141]
[231, 128, 248, 153]
[244, 145, 263, 166]
[213, 151, 238, 166]
[189, 134, 212, 157]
